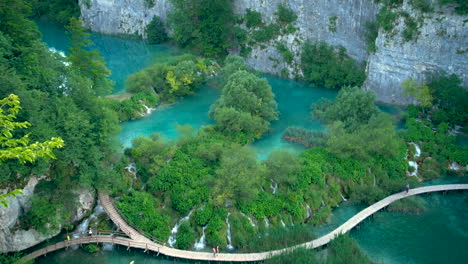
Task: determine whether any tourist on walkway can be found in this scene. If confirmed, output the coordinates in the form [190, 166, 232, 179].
[213, 247, 216, 257]
[405, 184, 410, 194]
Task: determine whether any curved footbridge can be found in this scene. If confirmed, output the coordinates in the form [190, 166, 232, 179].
[20, 184, 468, 263]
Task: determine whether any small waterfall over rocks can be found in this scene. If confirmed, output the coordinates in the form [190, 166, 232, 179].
[408, 161, 418, 177]
[270, 180, 278, 194]
[306, 204, 312, 218]
[71, 203, 106, 249]
[141, 104, 155, 116]
[124, 163, 137, 179]
[280, 219, 286, 227]
[168, 210, 194, 247]
[341, 194, 348, 201]
[449, 162, 462, 171]
[240, 212, 256, 227]
[226, 213, 234, 250]
[194, 225, 207, 250]
[264, 218, 270, 228]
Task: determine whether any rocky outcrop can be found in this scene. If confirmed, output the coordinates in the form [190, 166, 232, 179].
[79, 0, 467, 105]
[0, 178, 95, 253]
[364, 3, 467, 104]
[79, 0, 172, 36]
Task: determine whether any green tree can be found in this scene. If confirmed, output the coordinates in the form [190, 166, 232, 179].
[66, 17, 112, 95]
[146, 16, 168, 44]
[402, 78, 433, 108]
[0, 94, 64, 207]
[168, 0, 235, 57]
[210, 71, 278, 140]
[212, 146, 262, 206]
[313, 86, 379, 132]
[266, 149, 301, 187]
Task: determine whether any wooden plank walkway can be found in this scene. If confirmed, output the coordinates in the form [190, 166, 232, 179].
[19, 184, 468, 263]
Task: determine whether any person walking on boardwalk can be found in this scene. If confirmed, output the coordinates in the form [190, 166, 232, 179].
[216, 246, 219, 256]
[405, 184, 410, 194]
[213, 247, 216, 257]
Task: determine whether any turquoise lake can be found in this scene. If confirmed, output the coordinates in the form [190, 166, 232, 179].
[35, 20, 467, 264]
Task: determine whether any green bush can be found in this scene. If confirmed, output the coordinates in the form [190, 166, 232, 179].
[410, 0, 433, 12]
[275, 3, 297, 24]
[364, 21, 379, 52]
[117, 191, 171, 240]
[301, 41, 366, 89]
[439, 0, 468, 15]
[328, 15, 338, 33]
[252, 23, 281, 43]
[146, 16, 168, 44]
[275, 41, 294, 64]
[327, 234, 374, 264]
[245, 8, 263, 28]
[243, 224, 315, 252]
[265, 248, 320, 264]
[388, 196, 427, 214]
[175, 221, 196, 249]
[83, 244, 100, 253]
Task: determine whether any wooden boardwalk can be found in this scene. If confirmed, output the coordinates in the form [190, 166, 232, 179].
[19, 184, 468, 263]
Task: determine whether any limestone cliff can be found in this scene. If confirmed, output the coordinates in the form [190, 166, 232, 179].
[79, 0, 467, 105]
[0, 178, 95, 253]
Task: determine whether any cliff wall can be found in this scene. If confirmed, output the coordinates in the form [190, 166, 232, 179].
[79, 0, 467, 105]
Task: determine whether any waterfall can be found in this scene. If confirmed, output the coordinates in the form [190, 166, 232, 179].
[240, 212, 256, 227]
[124, 163, 137, 179]
[409, 142, 421, 158]
[48, 47, 70, 66]
[167, 210, 194, 247]
[264, 218, 270, 228]
[408, 161, 418, 176]
[280, 219, 286, 227]
[194, 225, 207, 250]
[226, 213, 234, 250]
[321, 199, 325, 207]
[341, 194, 348, 202]
[306, 204, 312, 218]
[70, 203, 105, 249]
[270, 180, 278, 194]
[141, 104, 155, 116]
[449, 162, 462, 171]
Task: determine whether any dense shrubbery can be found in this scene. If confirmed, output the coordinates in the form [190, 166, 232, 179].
[117, 191, 171, 240]
[168, 0, 235, 57]
[402, 73, 468, 176]
[1, 2, 126, 233]
[109, 55, 216, 121]
[388, 196, 427, 213]
[145, 16, 168, 44]
[27, 0, 80, 25]
[301, 42, 366, 89]
[245, 8, 263, 28]
[210, 56, 278, 141]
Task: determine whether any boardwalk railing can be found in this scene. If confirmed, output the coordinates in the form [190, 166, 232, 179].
[20, 184, 468, 263]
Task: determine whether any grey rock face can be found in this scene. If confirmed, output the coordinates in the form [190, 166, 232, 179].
[79, 0, 172, 36]
[79, 0, 467, 105]
[364, 4, 467, 104]
[0, 178, 95, 253]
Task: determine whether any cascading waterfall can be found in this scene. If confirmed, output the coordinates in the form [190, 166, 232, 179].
[449, 162, 462, 171]
[270, 180, 278, 194]
[408, 161, 418, 176]
[71, 203, 106, 249]
[124, 163, 137, 179]
[410, 143, 421, 158]
[141, 104, 155, 116]
[168, 210, 194, 247]
[264, 218, 270, 228]
[226, 213, 234, 250]
[306, 204, 312, 218]
[240, 212, 256, 227]
[341, 194, 348, 201]
[194, 225, 207, 250]
[280, 219, 286, 227]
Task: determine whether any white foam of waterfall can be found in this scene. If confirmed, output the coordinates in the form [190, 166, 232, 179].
[168, 210, 194, 247]
[226, 213, 234, 250]
[409, 142, 421, 158]
[449, 162, 462, 171]
[270, 180, 278, 194]
[280, 219, 286, 227]
[341, 194, 348, 201]
[48, 47, 70, 66]
[141, 104, 155, 116]
[408, 161, 418, 176]
[264, 218, 270, 228]
[124, 163, 137, 179]
[306, 204, 312, 218]
[240, 212, 256, 227]
[70, 203, 105, 249]
[194, 225, 207, 250]
[102, 243, 114, 251]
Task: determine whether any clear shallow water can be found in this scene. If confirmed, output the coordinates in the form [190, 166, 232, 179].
[36, 20, 468, 264]
[36, 20, 182, 93]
